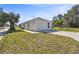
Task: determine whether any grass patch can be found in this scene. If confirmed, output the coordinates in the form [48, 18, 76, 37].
[53, 27, 79, 32]
[0, 27, 79, 54]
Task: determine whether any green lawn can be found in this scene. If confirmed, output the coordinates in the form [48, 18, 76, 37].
[0, 27, 79, 54]
[53, 27, 79, 32]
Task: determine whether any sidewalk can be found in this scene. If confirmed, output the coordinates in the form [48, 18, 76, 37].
[23, 29, 39, 33]
[50, 31, 79, 41]
[0, 27, 9, 40]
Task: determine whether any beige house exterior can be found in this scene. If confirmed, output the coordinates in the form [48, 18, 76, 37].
[20, 17, 52, 31]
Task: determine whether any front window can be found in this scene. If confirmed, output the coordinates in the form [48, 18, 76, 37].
[48, 23, 50, 28]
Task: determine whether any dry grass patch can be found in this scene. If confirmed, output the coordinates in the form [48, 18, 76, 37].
[0, 27, 79, 53]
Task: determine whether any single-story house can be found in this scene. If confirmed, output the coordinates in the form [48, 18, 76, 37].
[20, 17, 52, 31]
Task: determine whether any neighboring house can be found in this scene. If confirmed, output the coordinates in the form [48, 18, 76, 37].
[20, 17, 52, 31]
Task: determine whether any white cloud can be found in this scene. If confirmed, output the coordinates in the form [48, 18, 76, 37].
[56, 4, 75, 15]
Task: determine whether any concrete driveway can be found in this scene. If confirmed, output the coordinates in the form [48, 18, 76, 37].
[50, 31, 79, 41]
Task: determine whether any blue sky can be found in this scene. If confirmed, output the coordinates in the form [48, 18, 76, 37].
[0, 4, 76, 24]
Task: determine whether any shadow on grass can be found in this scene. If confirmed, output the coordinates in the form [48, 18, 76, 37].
[39, 30, 59, 34]
[7, 30, 25, 34]
[23, 29, 60, 34]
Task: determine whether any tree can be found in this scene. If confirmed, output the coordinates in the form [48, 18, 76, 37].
[53, 16, 57, 20]
[57, 14, 63, 29]
[0, 8, 20, 31]
[63, 4, 79, 27]
[8, 12, 20, 31]
[0, 12, 9, 27]
[56, 19, 63, 30]
[52, 16, 57, 26]
[57, 14, 63, 20]
[53, 14, 64, 29]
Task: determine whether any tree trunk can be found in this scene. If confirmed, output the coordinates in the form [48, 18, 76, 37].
[61, 24, 63, 30]
[9, 21, 15, 31]
[61, 21, 63, 30]
[10, 25, 15, 31]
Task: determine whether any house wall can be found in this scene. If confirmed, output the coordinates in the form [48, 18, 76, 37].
[35, 19, 52, 31]
[24, 20, 36, 31]
[20, 18, 52, 31]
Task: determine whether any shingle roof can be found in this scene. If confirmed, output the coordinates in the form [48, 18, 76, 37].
[20, 17, 50, 25]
